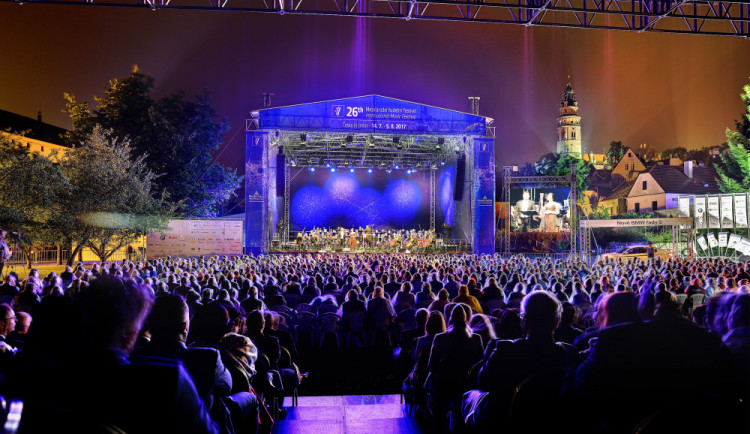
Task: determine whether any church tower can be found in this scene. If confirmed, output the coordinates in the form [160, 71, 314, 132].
[556, 79, 582, 157]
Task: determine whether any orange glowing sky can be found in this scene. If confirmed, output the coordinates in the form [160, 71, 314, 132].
[0, 4, 748, 171]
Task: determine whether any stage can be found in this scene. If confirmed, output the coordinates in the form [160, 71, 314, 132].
[245, 95, 496, 256]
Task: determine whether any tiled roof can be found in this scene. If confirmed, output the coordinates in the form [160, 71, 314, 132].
[643, 164, 722, 195]
[0, 109, 68, 145]
[603, 180, 635, 201]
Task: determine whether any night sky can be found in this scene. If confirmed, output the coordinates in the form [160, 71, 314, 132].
[1, 4, 749, 175]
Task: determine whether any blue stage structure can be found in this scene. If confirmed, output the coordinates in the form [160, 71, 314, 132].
[245, 95, 495, 255]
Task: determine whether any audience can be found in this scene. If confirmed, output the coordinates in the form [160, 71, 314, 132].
[0, 252, 746, 434]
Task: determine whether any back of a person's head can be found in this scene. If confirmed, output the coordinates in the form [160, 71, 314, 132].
[559, 302, 578, 326]
[415, 308, 429, 327]
[147, 294, 187, 339]
[425, 311, 446, 336]
[599, 291, 638, 328]
[728, 293, 749, 331]
[246, 309, 265, 334]
[458, 285, 469, 296]
[521, 291, 560, 335]
[437, 288, 449, 301]
[73, 277, 153, 352]
[449, 302, 468, 328]
[188, 301, 230, 345]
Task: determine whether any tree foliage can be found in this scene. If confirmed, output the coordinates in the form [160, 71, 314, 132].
[605, 141, 626, 166]
[534, 153, 593, 193]
[64, 68, 241, 218]
[659, 146, 688, 161]
[0, 133, 69, 267]
[58, 127, 171, 264]
[716, 78, 750, 193]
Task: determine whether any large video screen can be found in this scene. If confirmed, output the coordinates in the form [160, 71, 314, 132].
[289, 168, 433, 231]
[510, 187, 571, 233]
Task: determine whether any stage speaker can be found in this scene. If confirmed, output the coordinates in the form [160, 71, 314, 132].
[276, 153, 285, 197]
[453, 155, 465, 201]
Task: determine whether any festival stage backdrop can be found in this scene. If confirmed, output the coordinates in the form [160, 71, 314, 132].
[289, 168, 446, 231]
[510, 187, 571, 233]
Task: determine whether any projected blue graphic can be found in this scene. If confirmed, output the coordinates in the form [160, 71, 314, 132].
[290, 170, 433, 230]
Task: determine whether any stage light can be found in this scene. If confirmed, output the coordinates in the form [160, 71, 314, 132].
[309, 167, 315, 172]
[326, 162, 331, 168]
[406, 169, 412, 175]
[387, 169, 392, 174]
[368, 168, 373, 173]
[349, 168, 355, 173]
[395, 165, 400, 169]
[441, 161, 445, 166]
[412, 168, 417, 172]
[300, 133, 307, 142]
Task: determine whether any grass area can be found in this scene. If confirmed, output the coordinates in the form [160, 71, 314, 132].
[4, 263, 68, 280]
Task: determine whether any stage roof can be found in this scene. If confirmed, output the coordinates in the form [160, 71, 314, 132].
[252, 95, 490, 137]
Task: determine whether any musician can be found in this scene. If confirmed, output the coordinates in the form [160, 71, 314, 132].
[515, 191, 537, 232]
[541, 193, 562, 233]
[365, 226, 373, 247]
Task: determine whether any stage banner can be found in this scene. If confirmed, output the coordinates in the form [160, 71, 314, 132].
[697, 235, 708, 251]
[735, 194, 748, 228]
[694, 197, 706, 229]
[738, 238, 750, 256]
[728, 234, 742, 251]
[707, 232, 719, 249]
[678, 196, 690, 218]
[707, 196, 720, 229]
[718, 232, 728, 248]
[473, 137, 495, 255]
[720, 195, 734, 228]
[245, 131, 269, 255]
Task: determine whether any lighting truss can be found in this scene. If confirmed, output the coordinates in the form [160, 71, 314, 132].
[4, 0, 748, 37]
[273, 130, 467, 169]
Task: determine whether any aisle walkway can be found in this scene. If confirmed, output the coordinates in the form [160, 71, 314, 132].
[273, 394, 422, 434]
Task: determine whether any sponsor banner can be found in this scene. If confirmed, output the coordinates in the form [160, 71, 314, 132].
[728, 234, 742, 251]
[245, 131, 269, 255]
[720, 195, 734, 228]
[735, 194, 748, 228]
[697, 236, 708, 251]
[707, 233, 719, 249]
[580, 217, 692, 228]
[739, 239, 750, 256]
[718, 232, 728, 248]
[694, 197, 707, 229]
[147, 219, 243, 258]
[473, 137, 495, 255]
[678, 196, 690, 218]
[707, 196, 720, 228]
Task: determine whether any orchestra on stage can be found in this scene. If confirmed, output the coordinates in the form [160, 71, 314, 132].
[291, 226, 439, 252]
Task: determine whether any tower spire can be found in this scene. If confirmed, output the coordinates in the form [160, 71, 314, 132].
[556, 79, 582, 156]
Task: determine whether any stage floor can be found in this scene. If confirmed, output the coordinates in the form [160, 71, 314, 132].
[273, 394, 421, 434]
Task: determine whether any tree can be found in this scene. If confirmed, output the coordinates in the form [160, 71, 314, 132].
[0, 133, 69, 267]
[64, 67, 241, 218]
[57, 127, 171, 264]
[605, 141, 626, 166]
[716, 78, 750, 193]
[535, 153, 593, 193]
[659, 146, 688, 161]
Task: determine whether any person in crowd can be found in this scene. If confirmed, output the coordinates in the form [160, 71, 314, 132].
[554, 302, 583, 344]
[429, 289, 451, 314]
[453, 285, 483, 314]
[6, 310, 30, 349]
[427, 304, 483, 432]
[392, 282, 416, 313]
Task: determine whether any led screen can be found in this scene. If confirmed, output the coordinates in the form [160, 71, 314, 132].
[510, 187, 571, 233]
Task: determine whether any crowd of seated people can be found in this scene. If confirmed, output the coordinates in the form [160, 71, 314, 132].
[0, 253, 746, 433]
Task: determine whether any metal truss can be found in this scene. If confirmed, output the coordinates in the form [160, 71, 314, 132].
[4, 0, 748, 37]
[430, 168, 436, 231]
[270, 130, 470, 170]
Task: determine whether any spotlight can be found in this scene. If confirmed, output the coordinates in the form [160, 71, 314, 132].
[412, 168, 417, 172]
[387, 169, 392, 174]
[349, 168, 355, 173]
[326, 162, 331, 168]
[441, 161, 445, 166]
[406, 169, 412, 175]
[290, 160, 296, 167]
[310, 167, 315, 172]
[330, 167, 336, 173]
[368, 168, 373, 173]
[395, 165, 400, 169]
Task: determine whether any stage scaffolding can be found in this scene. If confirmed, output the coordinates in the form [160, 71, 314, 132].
[9, 0, 749, 37]
[245, 95, 496, 255]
